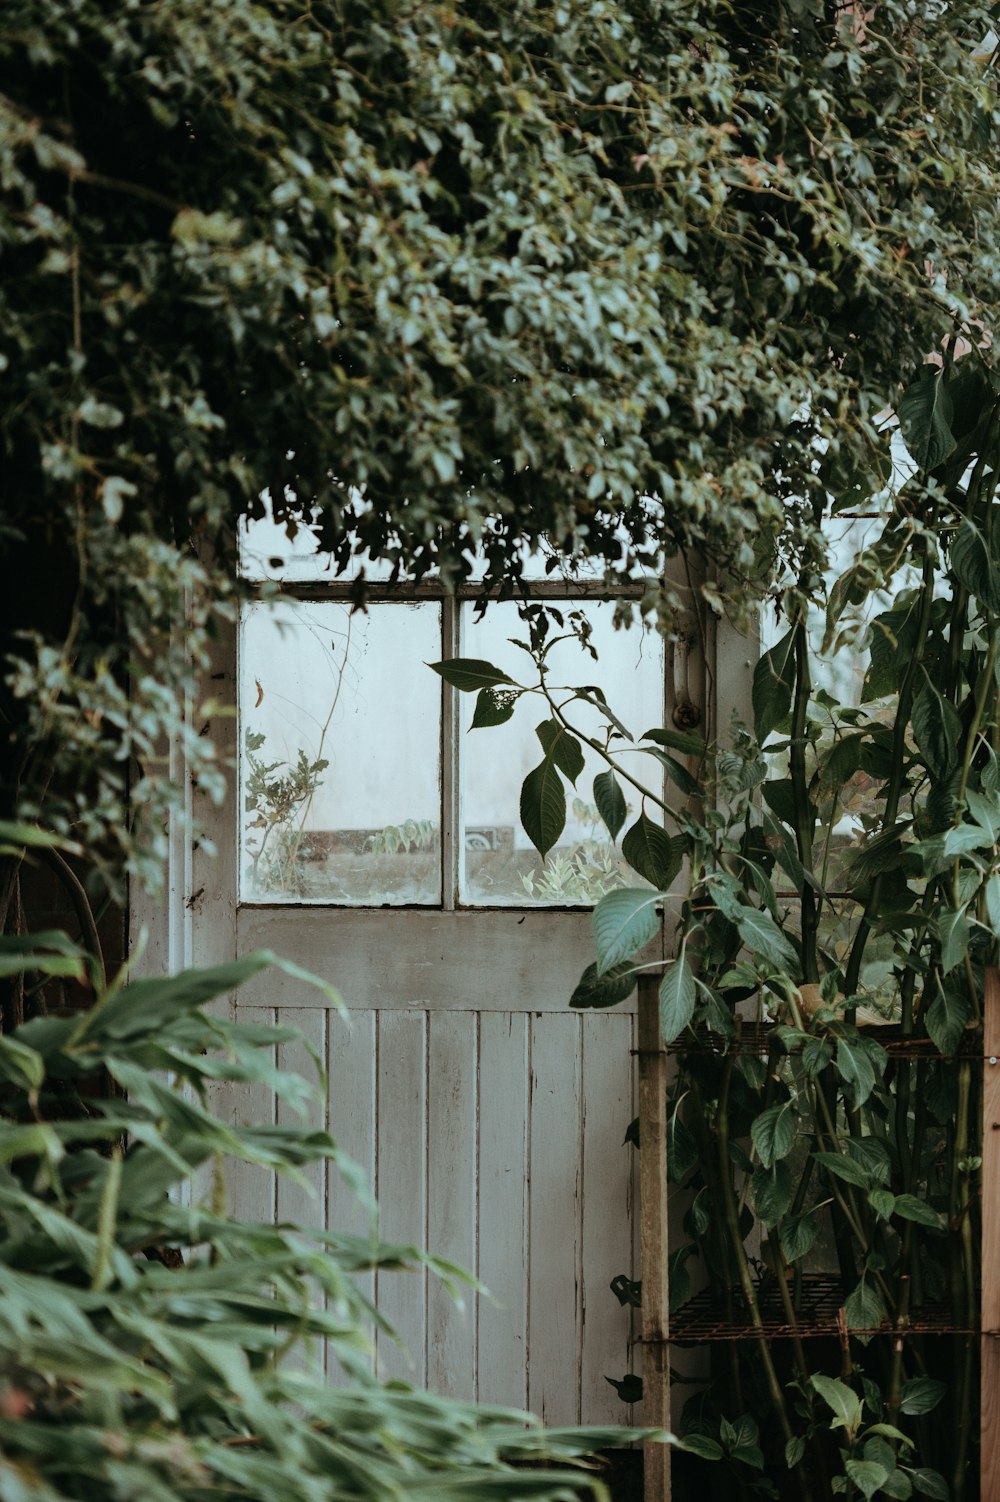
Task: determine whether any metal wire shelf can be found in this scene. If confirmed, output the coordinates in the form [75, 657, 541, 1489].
[664, 1021, 983, 1061]
[668, 1274, 978, 1342]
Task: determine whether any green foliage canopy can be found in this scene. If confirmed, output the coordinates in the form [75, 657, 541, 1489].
[2, 0, 1000, 878]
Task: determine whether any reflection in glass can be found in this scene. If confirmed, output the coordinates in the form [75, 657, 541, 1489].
[459, 603, 665, 905]
[239, 601, 441, 904]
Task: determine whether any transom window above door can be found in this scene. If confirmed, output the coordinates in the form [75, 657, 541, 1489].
[238, 524, 665, 908]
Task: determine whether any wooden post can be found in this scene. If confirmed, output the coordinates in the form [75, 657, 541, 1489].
[638, 973, 671, 1502]
[982, 968, 1000, 1499]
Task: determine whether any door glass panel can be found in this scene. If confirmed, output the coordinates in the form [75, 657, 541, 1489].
[459, 602, 665, 905]
[239, 601, 441, 904]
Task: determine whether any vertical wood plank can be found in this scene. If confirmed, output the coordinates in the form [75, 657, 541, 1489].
[426, 1012, 477, 1397]
[375, 1009, 427, 1384]
[580, 1012, 636, 1424]
[478, 1012, 529, 1410]
[276, 1008, 327, 1377]
[228, 1004, 276, 1227]
[528, 1013, 583, 1427]
[328, 1010, 378, 1379]
[981, 969, 1000, 1500]
[638, 974, 671, 1502]
[276, 1008, 328, 1230]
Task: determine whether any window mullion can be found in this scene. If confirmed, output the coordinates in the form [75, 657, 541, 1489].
[440, 595, 461, 910]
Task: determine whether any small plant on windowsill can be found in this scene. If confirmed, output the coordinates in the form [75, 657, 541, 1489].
[243, 728, 328, 895]
[432, 353, 1000, 1501]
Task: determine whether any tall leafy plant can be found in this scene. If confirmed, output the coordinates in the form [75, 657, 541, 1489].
[0, 829, 652, 1501]
[435, 350, 1000, 1499]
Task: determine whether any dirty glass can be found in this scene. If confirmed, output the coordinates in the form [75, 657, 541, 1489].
[239, 600, 441, 903]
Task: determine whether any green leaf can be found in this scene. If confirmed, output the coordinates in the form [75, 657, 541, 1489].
[682, 1434, 724, 1461]
[470, 687, 519, 727]
[845, 1460, 890, 1501]
[535, 719, 585, 784]
[984, 872, 1000, 934]
[881, 1470, 914, 1499]
[900, 1377, 946, 1415]
[912, 682, 961, 782]
[836, 1036, 881, 1106]
[732, 905, 798, 973]
[753, 628, 796, 741]
[641, 727, 707, 757]
[640, 746, 700, 796]
[593, 771, 627, 840]
[429, 658, 516, 691]
[810, 1373, 863, 1434]
[592, 889, 661, 974]
[936, 906, 970, 976]
[898, 369, 956, 474]
[751, 1161, 791, 1227]
[569, 962, 636, 1010]
[668, 1112, 698, 1182]
[751, 1103, 795, 1169]
[785, 1435, 806, 1470]
[893, 1194, 943, 1230]
[519, 759, 566, 859]
[814, 1150, 870, 1188]
[926, 980, 972, 1056]
[622, 815, 684, 889]
[659, 956, 696, 1045]
[845, 1278, 887, 1330]
[909, 1468, 949, 1499]
[780, 1211, 819, 1263]
[950, 519, 1000, 611]
[869, 1188, 896, 1222]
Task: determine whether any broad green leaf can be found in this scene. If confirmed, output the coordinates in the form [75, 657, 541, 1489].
[893, 1194, 943, 1230]
[751, 1102, 795, 1169]
[593, 771, 627, 840]
[569, 962, 636, 1010]
[898, 369, 956, 474]
[622, 815, 684, 889]
[810, 1373, 862, 1433]
[732, 905, 798, 973]
[814, 1150, 870, 1188]
[668, 1112, 698, 1182]
[470, 686, 519, 727]
[519, 759, 566, 858]
[900, 1377, 946, 1415]
[535, 719, 585, 784]
[881, 1470, 914, 1499]
[845, 1278, 886, 1330]
[950, 519, 1000, 611]
[845, 1460, 890, 1501]
[785, 1435, 806, 1470]
[780, 1211, 819, 1263]
[909, 1467, 949, 1498]
[429, 658, 516, 691]
[641, 727, 707, 757]
[640, 746, 700, 796]
[846, 1134, 891, 1184]
[659, 956, 696, 1045]
[986, 873, 1000, 935]
[837, 1037, 877, 1106]
[751, 1161, 791, 1227]
[936, 906, 970, 975]
[592, 889, 661, 974]
[912, 682, 961, 782]
[926, 980, 972, 1056]
[681, 1434, 723, 1461]
[0, 822, 82, 854]
[869, 1188, 896, 1221]
[752, 628, 796, 741]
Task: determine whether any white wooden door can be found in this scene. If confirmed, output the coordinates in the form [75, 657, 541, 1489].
[177, 539, 718, 1426]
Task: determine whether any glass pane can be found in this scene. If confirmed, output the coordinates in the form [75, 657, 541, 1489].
[459, 602, 665, 905]
[240, 601, 441, 903]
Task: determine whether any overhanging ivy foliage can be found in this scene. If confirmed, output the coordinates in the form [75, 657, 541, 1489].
[3, 1, 1000, 876]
